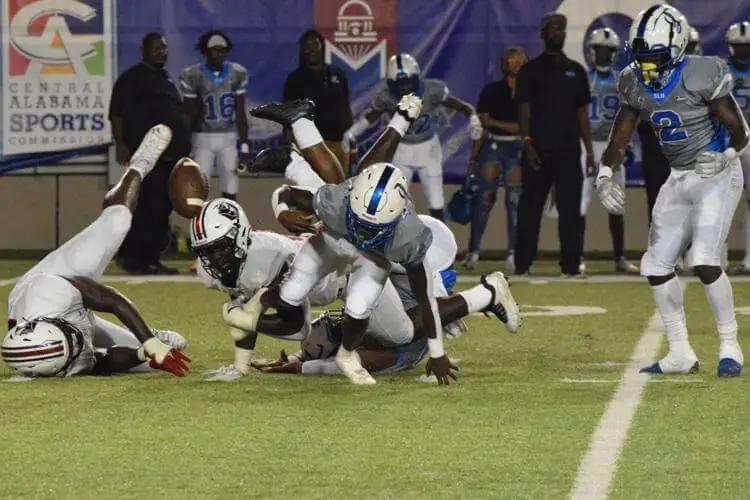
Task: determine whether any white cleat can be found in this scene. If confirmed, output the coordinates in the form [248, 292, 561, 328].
[336, 348, 376, 385]
[463, 252, 479, 270]
[640, 351, 699, 374]
[129, 124, 173, 170]
[203, 364, 246, 382]
[152, 328, 188, 351]
[481, 271, 521, 332]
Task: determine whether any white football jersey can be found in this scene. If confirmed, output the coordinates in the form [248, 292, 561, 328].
[7, 273, 96, 376]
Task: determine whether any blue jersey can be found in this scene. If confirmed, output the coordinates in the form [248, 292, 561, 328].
[726, 58, 750, 124]
[588, 69, 620, 142]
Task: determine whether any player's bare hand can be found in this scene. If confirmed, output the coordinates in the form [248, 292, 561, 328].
[251, 349, 289, 370]
[148, 349, 191, 377]
[426, 355, 459, 385]
[278, 210, 317, 235]
[523, 143, 542, 170]
[252, 350, 302, 374]
[116, 143, 131, 165]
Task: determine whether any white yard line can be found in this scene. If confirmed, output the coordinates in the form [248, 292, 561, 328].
[568, 281, 688, 500]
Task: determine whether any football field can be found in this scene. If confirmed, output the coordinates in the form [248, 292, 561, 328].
[1, 259, 749, 500]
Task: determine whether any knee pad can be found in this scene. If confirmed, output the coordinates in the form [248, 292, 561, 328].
[639, 251, 675, 277]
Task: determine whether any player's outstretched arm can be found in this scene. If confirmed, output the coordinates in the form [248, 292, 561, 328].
[64, 276, 190, 376]
[711, 95, 749, 152]
[406, 262, 458, 385]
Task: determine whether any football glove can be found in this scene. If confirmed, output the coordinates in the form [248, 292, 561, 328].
[596, 166, 625, 215]
[396, 93, 423, 122]
[342, 130, 355, 154]
[468, 113, 483, 140]
[141, 337, 191, 377]
[695, 147, 737, 178]
[222, 287, 268, 334]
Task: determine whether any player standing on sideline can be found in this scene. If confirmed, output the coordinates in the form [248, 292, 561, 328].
[342, 53, 483, 221]
[2, 125, 190, 378]
[596, 4, 749, 377]
[180, 31, 250, 202]
[580, 28, 638, 274]
[723, 22, 750, 274]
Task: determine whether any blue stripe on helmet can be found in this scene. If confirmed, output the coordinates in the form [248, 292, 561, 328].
[637, 4, 662, 38]
[366, 166, 395, 215]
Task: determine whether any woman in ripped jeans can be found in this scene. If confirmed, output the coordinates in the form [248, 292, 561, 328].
[464, 47, 526, 273]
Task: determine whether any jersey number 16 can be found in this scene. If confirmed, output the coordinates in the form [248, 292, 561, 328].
[204, 93, 235, 121]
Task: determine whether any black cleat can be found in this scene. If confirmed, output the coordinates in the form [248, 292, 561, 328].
[248, 145, 293, 174]
[249, 99, 315, 126]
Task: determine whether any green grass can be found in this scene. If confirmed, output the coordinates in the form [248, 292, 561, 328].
[1, 262, 749, 498]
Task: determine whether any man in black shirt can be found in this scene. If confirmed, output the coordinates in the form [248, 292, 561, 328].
[283, 29, 352, 173]
[514, 13, 594, 277]
[109, 32, 192, 275]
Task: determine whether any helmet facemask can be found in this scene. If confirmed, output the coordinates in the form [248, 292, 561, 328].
[629, 37, 680, 91]
[388, 74, 420, 98]
[345, 203, 401, 251]
[194, 226, 248, 287]
[591, 45, 617, 72]
[730, 44, 750, 67]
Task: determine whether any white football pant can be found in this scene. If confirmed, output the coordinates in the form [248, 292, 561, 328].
[641, 161, 743, 276]
[392, 134, 445, 210]
[192, 131, 239, 195]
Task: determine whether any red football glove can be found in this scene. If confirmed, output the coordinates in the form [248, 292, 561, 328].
[142, 337, 191, 377]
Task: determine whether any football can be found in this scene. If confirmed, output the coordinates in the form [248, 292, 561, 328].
[169, 157, 209, 218]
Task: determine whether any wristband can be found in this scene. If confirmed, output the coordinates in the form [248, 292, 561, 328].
[427, 338, 445, 358]
[597, 165, 613, 180]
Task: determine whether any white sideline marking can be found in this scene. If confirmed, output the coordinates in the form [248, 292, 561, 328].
[568, 282, 688, 500]
[580, 361, 629, 367]
[561, 377, 703, 385]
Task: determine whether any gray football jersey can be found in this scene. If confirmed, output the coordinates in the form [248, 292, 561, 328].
[618, 56, 734, 170]
[313, 181, 432, 268]
[726, 58, 750, 124]
[588, 69, 620, 142]
[179, 62, 249, 133]
[371, 78, 450, 144]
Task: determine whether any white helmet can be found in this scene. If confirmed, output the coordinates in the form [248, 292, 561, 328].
[387, 53, 421, 97]
[686, 26, 702, 55]
[586, 28, 621, 72]
[346, 162, 408, 250]
[189, 198, 252, 285]
[628, 4, 689, 90]
[2, 319, 83, 377]
[727, 22, 750, 61]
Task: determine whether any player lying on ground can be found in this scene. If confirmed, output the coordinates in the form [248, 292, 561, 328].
[1, 125, 190, 378]
[219, 96, 513, 386]
[595, 4, 749, 377]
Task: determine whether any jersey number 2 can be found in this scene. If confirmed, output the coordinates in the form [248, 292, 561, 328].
[650, 110, 688, 143]
[204, 93, 235, 121]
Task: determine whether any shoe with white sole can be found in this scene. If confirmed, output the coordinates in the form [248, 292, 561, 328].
[335, 348, 376, 385]
[152, 328, 188, 351]
[203, 364, 246, 382]
[480, 271, 520, 333]
[463, 252, 479, 270]
[640, 350, 699, 374]
[129, 124, 173, 172]
[615, 257, 639, 273]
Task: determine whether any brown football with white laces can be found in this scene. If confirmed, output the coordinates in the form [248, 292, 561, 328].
[168, 157, 209, 218]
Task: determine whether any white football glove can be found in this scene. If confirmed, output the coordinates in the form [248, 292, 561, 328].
[695, 147, 737, 178]
[222, 287, 268, 336]
[468, 114, 483, 140]
[396, 93, 423, 122]
[596, 166, 625, 215]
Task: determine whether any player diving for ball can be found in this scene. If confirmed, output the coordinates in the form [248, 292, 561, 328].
[2, 125, 191, 379]
[595, 4, 749, 377]
[194, 96, 519, 385]
[340, 53, 483, 221]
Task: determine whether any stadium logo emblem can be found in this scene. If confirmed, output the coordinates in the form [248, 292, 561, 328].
[5, 0, 107, 76]
[315, 0, 397, 95]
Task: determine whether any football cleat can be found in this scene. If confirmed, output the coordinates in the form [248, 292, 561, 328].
[152, 329, 188, 351]
[480, 271, 520, 333]
[249, 99, 315, 126]
[615, 257, 639, 274]
[248, 145, 293, 174]
[640, 352, 699, 374]
[203, 364, 246, 382]
[463, 251, 479, 270]
[129, 124, 172, 169]
[717, 358, 743, 377]
[335, 349, 376, 385]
